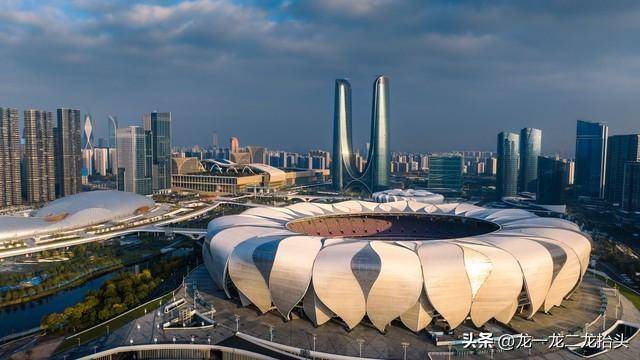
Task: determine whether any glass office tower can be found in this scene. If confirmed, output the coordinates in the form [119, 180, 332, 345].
[605, 134, 640, 205]
[575, 120, 608, 199]
[519, 128, 542, 193]
[332, 76, 389, 193]
[427, 154, 463, 191]
[537, 156, 569, 205]
[116, 126, 152, 195]
[496, 132, 520, 198]
[143, 111, 172, 191]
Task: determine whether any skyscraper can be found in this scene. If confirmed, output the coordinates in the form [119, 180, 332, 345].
[230, 137, 239, 153]
[24, 109, 56, 203]
[575, 120, 608, 198]
[143, 111, 172, 191]
[622, 162, 640, 212]
[117, 126, 151, 195]
[212, 131, 219, 149]
[605, 134, 640, 205]
[83, 113, 94, 150]
[519, 128, 542, 193]
[55, 108, 82, 197]
[496, 132, 520, 198]
[332, 75, 389, 192]
[107, 115, 118, 148]
[537, 156, 569, 205]
[0, 107, 22, 207]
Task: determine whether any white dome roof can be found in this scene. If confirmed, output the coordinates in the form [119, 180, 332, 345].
[0, 191, 155, 243]
[372, 188, 445, 204]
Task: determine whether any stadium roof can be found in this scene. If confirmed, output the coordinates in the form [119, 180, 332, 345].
[0, 191, 155, 243]
[203, 200, 591, 332]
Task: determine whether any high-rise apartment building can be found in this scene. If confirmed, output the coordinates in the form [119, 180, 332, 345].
[108, 148, 118, 174]
[575, 120, 608, 198]
[55, 108, 82, 197]
[427, 154, 463, 191]
[605, 134, 640, 205]
[484, 157, 497, 176]
[143, 111, 172, 191]
[24, 109, 56, 203]
[93, 148, 109, 176]
[537, 156, 569, 205]
[0, 108, 22, 207]
[496, 132, 520, 198]
[332, 76, 389, 192]
[519, 128, 542, 193]
[117, 126, 152, 195]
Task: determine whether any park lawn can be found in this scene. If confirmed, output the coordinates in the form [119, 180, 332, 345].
[619, 287, 640, 311]
[55, 291, 174, 354]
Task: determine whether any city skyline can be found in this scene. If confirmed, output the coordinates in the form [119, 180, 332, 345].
[2, 1, 640, 154]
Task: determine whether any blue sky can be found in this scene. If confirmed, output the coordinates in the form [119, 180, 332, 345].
[1, 0, 640, 155]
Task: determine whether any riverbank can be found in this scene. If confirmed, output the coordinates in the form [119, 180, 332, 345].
[0, 263, 123, 309]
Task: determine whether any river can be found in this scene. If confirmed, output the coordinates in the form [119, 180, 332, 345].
[0, 258, 164, 337]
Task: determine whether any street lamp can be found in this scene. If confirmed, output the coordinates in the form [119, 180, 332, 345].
[208, 336, 211, 345]
[129, 339, 133, 345]
[154, 337, 157, 344]
[234, 314, 240, 332]
[172, 337, 176, 344]
[401, 342, 410, 360]
[268, 325, 274, 342]
[77, 338, 80, 347]
[357, 339, 365, 358]
[312, 333, 317, 353]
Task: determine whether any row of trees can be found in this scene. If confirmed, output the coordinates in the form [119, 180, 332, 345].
[1, 244, 121, 306]
[41, 256, 188, 333]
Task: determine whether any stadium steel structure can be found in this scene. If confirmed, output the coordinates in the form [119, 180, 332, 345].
[372, 188, 444, 204]
[332, 76, 389, 193]
[203, 200, 591, 332]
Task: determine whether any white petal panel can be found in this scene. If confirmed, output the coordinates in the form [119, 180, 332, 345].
[303, 283, 334, 326]
[507, 227, 591, 280]
[531, 237, 582, 311]
[367, 241, 423, 332]
[208, 226, 292, 295]
[418, 242, 472, 328]
[400, 291, 434, 332]
[228, 235, 286, 313]
[269, 236, 323, 318]
[286, 203, 327, 216]
[457, 241, 523, 327]
[312, 241, 368, 329]
[207, 214, 283, 234]
[477, 234, 553, 317]
[241, 207, 298, 222]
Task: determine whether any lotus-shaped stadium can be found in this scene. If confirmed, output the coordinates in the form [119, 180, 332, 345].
[202, 200, 591, 333]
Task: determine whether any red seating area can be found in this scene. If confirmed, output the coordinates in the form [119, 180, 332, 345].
[287, 214, 498, 240]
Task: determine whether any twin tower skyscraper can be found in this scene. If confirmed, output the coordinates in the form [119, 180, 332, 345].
[332, 75, 390, 193]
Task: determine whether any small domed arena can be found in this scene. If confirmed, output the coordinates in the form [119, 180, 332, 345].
[203, 200, 591, 332]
